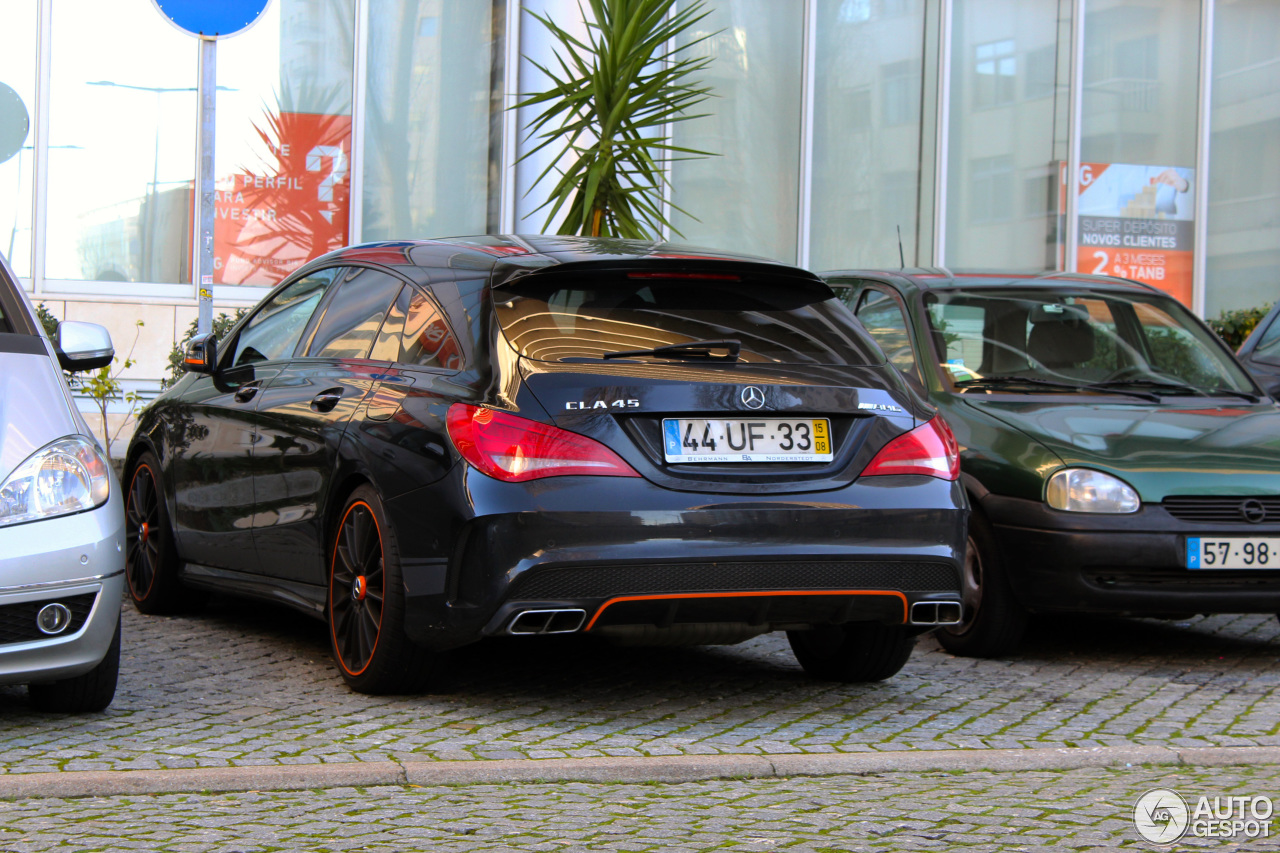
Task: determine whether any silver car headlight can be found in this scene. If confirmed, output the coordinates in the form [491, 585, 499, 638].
[0, 436, 112, 527]
[1046, 468, 1140, 514]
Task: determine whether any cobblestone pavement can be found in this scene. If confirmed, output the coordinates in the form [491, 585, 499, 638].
[0, 599, 1277, 774]
[1, 765, 1278, 852]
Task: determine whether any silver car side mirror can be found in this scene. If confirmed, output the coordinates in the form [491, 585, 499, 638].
[56, 321, 115, 372]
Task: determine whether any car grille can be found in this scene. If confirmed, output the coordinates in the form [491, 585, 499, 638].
[508, 560, 958, 600]
[1091, 569, 1280, 588]
[0, 593, 97, 646]
[1162, 495, 1280, 525]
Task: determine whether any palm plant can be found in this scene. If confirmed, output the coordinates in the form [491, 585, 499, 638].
[516, 0, 717, 239]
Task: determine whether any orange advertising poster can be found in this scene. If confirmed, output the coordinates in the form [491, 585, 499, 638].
[1076, 161, 1195, 307]
[213, 111, 351, 286]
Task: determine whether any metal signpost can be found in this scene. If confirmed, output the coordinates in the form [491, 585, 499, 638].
[150, 0, 271, 336]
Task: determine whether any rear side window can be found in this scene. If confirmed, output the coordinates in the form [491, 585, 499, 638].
[0, 304, 9, 334]
[855, 289, 919, 380]
[495, 271, 884, 365]
[372, 286, 464, 370]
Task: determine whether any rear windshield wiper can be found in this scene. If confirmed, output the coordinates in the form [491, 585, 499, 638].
[957, 375, 1158, 401]
[602, 339, 742, 362]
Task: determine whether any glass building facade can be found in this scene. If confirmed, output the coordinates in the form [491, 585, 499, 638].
[2, 0, 1277, 394]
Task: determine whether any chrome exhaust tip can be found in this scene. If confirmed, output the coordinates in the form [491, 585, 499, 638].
[909, 601, 963, 625]
[935, 602, 963, 624]
[507, 608, 587, 635]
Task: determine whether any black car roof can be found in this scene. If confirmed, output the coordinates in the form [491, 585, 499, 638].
[312, 235, 819, 287]
[822, 267, 1164, 296]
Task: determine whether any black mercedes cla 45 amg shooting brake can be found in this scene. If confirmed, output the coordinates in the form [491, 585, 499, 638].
[124, 236, 966, 693]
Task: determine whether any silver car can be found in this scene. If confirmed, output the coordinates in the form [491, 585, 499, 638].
[0, 252, 124, 712]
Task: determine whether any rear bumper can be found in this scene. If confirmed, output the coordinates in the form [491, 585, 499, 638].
[982, 494, 1280, 614]
[390, 471, 968, 648]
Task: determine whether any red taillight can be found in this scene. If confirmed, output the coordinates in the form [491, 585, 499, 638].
[445, 404, 641, 482]
[861, 416, 960, 480]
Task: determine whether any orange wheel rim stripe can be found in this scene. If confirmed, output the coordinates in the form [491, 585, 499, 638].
[329, 500, 384, 678]
[583, 589, 909, 632]
[126, 463, 158, 599]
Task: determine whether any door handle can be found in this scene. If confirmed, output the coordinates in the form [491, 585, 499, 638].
[234, 381, 262, 403]
[310, 387, 344, 412]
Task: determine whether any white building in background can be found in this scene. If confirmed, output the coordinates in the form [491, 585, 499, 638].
[0, 0, 1276, 452]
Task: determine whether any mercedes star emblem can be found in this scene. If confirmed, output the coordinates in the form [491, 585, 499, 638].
[740, 386, 766, 410]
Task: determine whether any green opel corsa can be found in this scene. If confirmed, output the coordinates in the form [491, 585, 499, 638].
[822, 270, 1280, 657]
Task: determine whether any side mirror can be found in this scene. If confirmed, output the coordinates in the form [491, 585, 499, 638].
[184, 332, 219, 375]
[56, 321, 114, 372]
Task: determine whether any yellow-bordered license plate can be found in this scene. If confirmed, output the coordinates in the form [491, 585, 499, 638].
[1187, 537, 1280, 569]
[662, 418, 832, 463]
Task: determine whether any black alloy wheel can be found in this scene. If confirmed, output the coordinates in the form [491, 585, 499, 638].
[936, 509, 1028, 658]
[124, 452, 187, 614]
[327, 486, 434, 694]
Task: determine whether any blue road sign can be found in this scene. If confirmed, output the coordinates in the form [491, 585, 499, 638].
[152, 0, 271, 38]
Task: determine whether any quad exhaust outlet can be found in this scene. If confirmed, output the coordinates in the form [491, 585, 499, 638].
[910, 601, 963, 625]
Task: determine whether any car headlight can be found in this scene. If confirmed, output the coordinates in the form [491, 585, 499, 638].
[1046, 468, 1140, 514]
[0, 436, 112, 527]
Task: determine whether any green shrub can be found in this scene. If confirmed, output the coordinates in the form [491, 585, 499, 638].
[1206, 304, 1272, 350]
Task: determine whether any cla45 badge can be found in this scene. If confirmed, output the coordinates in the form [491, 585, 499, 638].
[565, 399, 640, 410]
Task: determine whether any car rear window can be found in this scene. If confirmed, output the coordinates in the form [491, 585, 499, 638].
[494, 270, 884, 366]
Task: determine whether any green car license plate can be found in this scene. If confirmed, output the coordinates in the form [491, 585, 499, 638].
[1187, 537, 1280, 569]
[662, 417, 832, 463]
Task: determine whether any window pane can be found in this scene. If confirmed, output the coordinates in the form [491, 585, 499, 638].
[945, 0, 1067, 270]
[669, 1, 803, 263]
[232, 267, 341, 366]
[362, 0, 493, 241]
[1082, 0, 1199, 167]
[214, 0, 355, 287]
[46, 0, 196, 283]
[0, 4, 36, 279]
[855, 290, 918, 379]
[374, 286, 465, 370]
[811, 0, 928, 270]
[1205, 0, 1280, 315]
[307, 267, 403, 358]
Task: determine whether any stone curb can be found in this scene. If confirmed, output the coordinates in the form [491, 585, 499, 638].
[2, 746, 1278, 800]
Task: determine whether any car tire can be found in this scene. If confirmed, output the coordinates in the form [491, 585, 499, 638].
[936, 509, 1028, 658]
[328, 485, 435, 695]
[787, 622, 916, 682]
[28, 616, 120, 713]
[124, 451, 191, 614]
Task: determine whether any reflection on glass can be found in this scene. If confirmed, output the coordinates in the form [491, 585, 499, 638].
[945, 0, 1067, 270]
[810, 0, 928, 271]
[362, 0, 492, 242]
[670, 1, 803, 263]
[46, 0, 196, 283]
[0, 3, 36, 279]
[1081, 0, 1199, 168]
[1206, 0, 1280, 314]
[215, 0, 355, 286]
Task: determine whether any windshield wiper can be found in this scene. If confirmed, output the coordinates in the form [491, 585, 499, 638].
[602, 339, 742, 362]
[1083, 379, 1210, 398]
[957, 375, 1158, 401]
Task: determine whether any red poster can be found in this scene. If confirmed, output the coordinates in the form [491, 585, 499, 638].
[213, 111, 351, 286]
